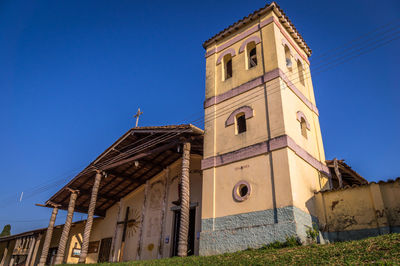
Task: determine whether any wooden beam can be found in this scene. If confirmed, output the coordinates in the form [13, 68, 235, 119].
[95, 153, 168, 210]
[100, 141, 179, 171]
[71, 188, 118, 202]
[333, 158, 343, 188]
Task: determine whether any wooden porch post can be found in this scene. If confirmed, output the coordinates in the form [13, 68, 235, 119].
[0, 241, 9, 266]
[78, 170, 102, 263]
[25, 236, 36, 266]
[38, 204, 59, 266]
[54, 189, 79, 265]
[30, 234, 43, 266]
[177, 142, 191, 257]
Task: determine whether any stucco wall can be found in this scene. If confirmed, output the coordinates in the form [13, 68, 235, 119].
[315, 179, 400, 242]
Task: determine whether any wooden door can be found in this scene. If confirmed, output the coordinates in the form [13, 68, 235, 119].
[172, 208, 196, 256]
[98, 238, 112, 263]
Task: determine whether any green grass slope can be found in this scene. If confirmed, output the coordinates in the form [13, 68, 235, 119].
[70, 233, 400, 265]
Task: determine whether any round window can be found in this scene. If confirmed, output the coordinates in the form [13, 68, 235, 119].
[233, 181, 251, 202]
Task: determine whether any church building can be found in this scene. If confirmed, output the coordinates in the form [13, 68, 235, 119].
[1, 2, 400, 265]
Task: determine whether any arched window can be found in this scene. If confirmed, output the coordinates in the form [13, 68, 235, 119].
[284, 45, 292, 69]
[300, 117, 307, 139]
[246, 42, 257, 69]
[297, 59, 305, 86]
[236, 113, 247, 134]
[223, 54, 233, 80]
[297, 111, 310, 139]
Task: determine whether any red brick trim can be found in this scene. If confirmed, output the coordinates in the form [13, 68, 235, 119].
[201, 135, 329, 176]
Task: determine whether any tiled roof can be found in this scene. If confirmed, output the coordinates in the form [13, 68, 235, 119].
[316, 177, 400, 193]
[202, 2, 311, 56]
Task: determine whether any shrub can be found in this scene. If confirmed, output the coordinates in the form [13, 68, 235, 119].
[306, 223, 319, 243]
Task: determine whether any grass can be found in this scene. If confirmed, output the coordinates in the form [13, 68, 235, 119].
[69, 233, 400, 265]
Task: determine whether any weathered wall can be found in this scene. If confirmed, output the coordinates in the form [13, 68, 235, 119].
[315, 179, 400, 242]
[108, 155, 203, 262]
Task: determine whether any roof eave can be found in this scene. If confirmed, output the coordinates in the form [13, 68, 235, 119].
[202, 2, 312, 57]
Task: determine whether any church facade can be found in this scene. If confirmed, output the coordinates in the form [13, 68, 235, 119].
[1, 2, 400, 265]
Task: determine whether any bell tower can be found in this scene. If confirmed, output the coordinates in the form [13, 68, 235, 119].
[200, 2, 330, 255]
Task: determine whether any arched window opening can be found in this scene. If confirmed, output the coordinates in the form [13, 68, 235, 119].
[300, 118, 307, 139]
[297, 60, 305, 86]
[285, 45, 292, 69]
[223, 54, 233, 80]
[226, 59, 232, 79]
[246, 42, 257, 69]
[236, 113, 247, 134]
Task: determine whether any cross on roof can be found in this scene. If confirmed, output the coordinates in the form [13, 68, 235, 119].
[133, 108, 143, 128]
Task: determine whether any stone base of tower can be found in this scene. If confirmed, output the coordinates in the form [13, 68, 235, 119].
[199, 206, 318, 256]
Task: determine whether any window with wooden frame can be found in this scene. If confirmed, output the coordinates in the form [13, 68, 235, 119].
[246, 41, 257, 69]
[285, 45, 292, 69]
[236, 113, 247, 134]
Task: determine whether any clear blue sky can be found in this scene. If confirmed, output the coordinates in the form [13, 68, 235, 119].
[0, 0, 399, 234]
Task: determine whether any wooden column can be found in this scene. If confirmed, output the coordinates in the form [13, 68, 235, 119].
[78, 170, 102, 263]
[109, 200, 122, 262]
[38, 205, 59, 266]
[333, 158, 343, 188]
[177, 142, 191, 257]
[30, 234, 42, 266]
[0, 241, 9, 266]
[158, 167, 170, 259]
[54, 189, 79, 265]
[25, 236, 36, 266]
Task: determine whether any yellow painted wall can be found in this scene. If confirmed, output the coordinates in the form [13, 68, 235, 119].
[202, 7, 327, 223]
[315, 181, 400, 233]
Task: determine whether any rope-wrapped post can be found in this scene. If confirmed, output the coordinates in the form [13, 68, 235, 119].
[54, 189, 79, 265]
[38, 205, 59, 266]
[177, 142, 191, 257]
[78, 171, 102, 263]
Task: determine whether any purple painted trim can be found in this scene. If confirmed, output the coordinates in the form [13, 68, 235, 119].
[233, 180, 251, 202]
[216, 48, 236, 65]
[203, 67, 319, 116]
[203, 68, 278, 109]
[205, 48, 216, 57]
[201, 135, 330, 175]
[201, 138, 271, 170]
[225, 106, 254, 127]
[259, 16, 274, 28]
[239, 36, 261, 54]
[273, 17, 310, 65]
[278, 69, 319, 115]
[296, 111, 310, 130]
[286, 136, 330, 175]
[204, 75, 264, 108]
[293, 53, 302, 64]
[203, 16, 310, 65]
[281, 38, 292, 53]
[205, 17, 274, 58]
